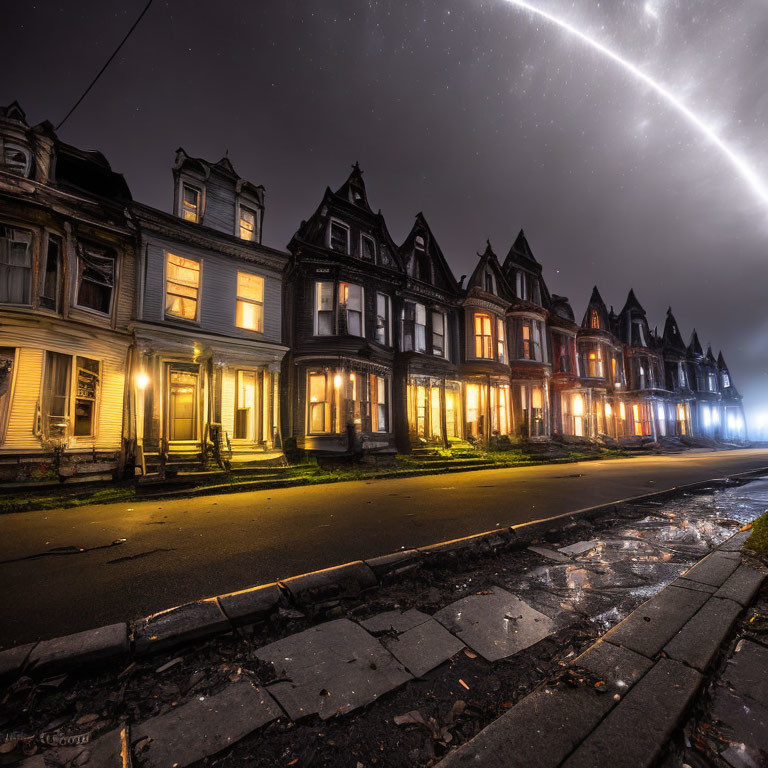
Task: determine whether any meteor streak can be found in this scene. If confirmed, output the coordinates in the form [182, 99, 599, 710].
[503, 0, 768, 207]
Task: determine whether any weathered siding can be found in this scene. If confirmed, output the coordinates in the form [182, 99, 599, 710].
[203, 175, 236, 235]
[141, 238, 282, 344]
[3, 347, 42, 449]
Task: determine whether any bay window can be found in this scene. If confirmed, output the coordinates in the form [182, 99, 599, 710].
[497, 319, 506, 364]
[0, 225, 32, 305]
[340, 283, 363, 336]
[474, 313, 493, 359]
[165, 253, 200, 321]
[371, 374, 389, 432]
[415, 303, 426, 352]
[432, 311, 445, 358]
[41, 352, 100, 438]
[76, 244, 116, 315]
[315, 282, 335, 335]
[376, 293, 391, 345]
[587, 349, 604, 378]
[236, 272, 264, 332]
[308, 372, 331, 433]
[401, 301, 426, 352]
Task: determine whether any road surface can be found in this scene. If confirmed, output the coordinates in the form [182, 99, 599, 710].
[1, 448, 767, 647]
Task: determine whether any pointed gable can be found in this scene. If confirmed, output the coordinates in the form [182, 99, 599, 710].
[466, 241, 510, 299]
[618, 289, 652, 347]
[333, 161, 372, 212]
[688, 330, 703, 357]
[503, 229, 538, 269]
[399, 213, 460, 294]
[581, 286, 611, 331]
[662, 308, 686, 353]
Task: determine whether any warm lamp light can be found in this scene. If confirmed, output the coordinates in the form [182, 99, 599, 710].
[333, 374, 342, 388]
[135, 371, 150, 390]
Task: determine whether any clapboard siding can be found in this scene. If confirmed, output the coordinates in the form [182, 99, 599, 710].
[203, 175, 236, 235]
[141, 238, 283, 344]
[0, 325, 129, 452]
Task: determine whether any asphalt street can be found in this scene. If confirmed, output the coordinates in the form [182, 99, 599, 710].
[1, 448, 767, 647]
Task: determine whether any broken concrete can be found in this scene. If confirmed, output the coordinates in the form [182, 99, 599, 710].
[364, 549, 421, 579]
[526, 545, 572, 563]
[217, 582, 282, 626]
[670, 576, 717, 594]
[562, 658, 702, 768]
[133, 599, 229, 655]
[664, 597, 742, 672]
[381, 617, 465, 677]
[28, 624, 128, 672]
[433, 586, 554, 662]
[132, 681, 281, 767]
[602, 585, 709, 658]
[256, 618, 411, 720]
[359, 608, 431, 634]
[721, 639, 768, 706]
[559, 539, 600, 556]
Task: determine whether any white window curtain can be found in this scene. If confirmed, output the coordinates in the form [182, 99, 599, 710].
[0, 226, 32, 304]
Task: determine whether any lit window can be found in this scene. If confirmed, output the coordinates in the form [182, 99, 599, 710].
[308, 372, 330, 433]
[587, 349, 604, 378]
[376, 293, 390, 345]
[2, 144, 31, 177]
[619, 402, 626, 420]
[573, 394, 584, 436]
[611, 356, 617, 380]
[41, 352, 99, 439]
[474, 313, 493, 359]
[590, 310, 600, 329]
[0, 347, 16, 444]
[361, 234, 376, 261]
[340, 283, 363, 336]
[432, 311, 445, 358]
[371, 375, 389, 432]
[239, 207, 257, 241]
[708, 373, 718, 392]
[181, 184, 200, 223]
[0, 225, 33, 305]
[330, 221, 349, 253]
[497, 318, 506, 364]
[722, 372, 730, 388]
[74, 357, 99, 437]
[77, 243, 116, 315]
[165, 253, 200, 320]
[315, 282, 335, 335]
[236, 272, 264, 332]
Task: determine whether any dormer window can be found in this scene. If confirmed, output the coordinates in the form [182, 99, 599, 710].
[361, 234, 376, 261]
[632, 319, 648, 347]
[181, 184, 201, 223]
[239, 206, 257, 241]
[590, 310, 600, 329]
[722, 372, 730, 388]
[515, 271, 528, 301]
[1, 143, 31, 177]
[485, 272, 494, 294]
[330, 220, 349, 254]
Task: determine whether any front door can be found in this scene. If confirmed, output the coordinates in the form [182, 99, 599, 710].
[168, 366, 199, 441]
[235, 370, 258, 441]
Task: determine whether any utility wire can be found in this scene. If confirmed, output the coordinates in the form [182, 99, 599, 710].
[56, 0, 153, 130]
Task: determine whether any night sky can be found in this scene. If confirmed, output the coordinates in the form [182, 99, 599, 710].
[4, 1, 768, 431]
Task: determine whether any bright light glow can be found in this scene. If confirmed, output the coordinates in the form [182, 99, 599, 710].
[333, 374, 342, 389]
[135, 371, 150, 390]
[702, 405, 711, 427]
[644, 2, 659, 20]
[503, 0, 768, 207]
[605, 402, 612, 418]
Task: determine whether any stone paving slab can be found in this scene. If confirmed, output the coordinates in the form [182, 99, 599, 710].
[132, 681, 281, 768]
[382, 618, 465, 678]
[527, 546, 572, 563]
[28, 623, 128, 672]
[0, 642, 36, 678]
[721, 639, 768, 706]
[711, 687, 768, 767]
[562, 658, 702, 768]
[256, 618, 411, 720]
[681, 550, 740, 587]
[670, 577, 717, 594]
[217, 583, 282, 626]
[87, 727, 124, 766]
[437, 642, 652, 768]
[359, 608, 430, 634]
[433, 587, 554, 663]
[713, 564, 766, 607]
[717, 529, 752, 551]
[133, 599, 230, 655]
[559, 540, 600, 556]
[664, 597, 742, 672]
[603, 585, 709, 659]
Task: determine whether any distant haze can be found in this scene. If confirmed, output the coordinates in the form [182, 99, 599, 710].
[4, 0, 767, 433]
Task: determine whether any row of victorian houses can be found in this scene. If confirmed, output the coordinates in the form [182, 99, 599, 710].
[0, 103, 747, 485]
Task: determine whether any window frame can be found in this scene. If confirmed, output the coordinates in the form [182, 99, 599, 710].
[307, 370, 332, 434]
[1, 142, 31, 177]
[371, 374, 390, 433]
[74, 242, 117, 317]
[0, 224, 33, 307]
[431, 310, 446, 358]
[164, 251, 202, 323]
[496, 318, 507, 364]
[329, 218, 350, 255]
[39, 233, 63, 312]
[360, 233, 376, 261]
[237, 204, 259, 242]
[180, 182, 202, 223]
[375, 292, 391, 346]
[474, 312, 493, 359]
[235, 270, 265, 333]
[339, 282, 364, 337]
[314, 281, 336, 336]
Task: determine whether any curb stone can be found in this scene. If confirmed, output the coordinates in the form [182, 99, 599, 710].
[2, 467, 766, 679]
[28, 623, 129, 672]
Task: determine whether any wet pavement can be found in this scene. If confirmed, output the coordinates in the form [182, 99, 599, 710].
[1, 477, 766, 767]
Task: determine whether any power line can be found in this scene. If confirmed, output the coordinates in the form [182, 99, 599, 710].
[56, 0, 154, 131]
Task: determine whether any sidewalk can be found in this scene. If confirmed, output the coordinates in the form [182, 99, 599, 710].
[0, 484, 766, 767]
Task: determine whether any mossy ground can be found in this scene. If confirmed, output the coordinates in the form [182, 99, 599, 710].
[746, 510, 768, 555]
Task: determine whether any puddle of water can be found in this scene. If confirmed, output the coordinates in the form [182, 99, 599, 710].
[516, 477, 768, 631]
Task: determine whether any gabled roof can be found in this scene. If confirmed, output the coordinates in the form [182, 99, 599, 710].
[0, 101, 27, 123]
[662, 308, 686, 353]
[717, 351, 729, 372]
[550, 294, 575, 323]
[688, 330, 703, 357]
[466, 240, 511, 298]
[173, 148, 264, 200]
[706, 346, 717, 364]
[619, 288, 646, 317]
[580, 285, 611, 330]
[502, 229, 538, 270]
[333, 161, 372, 213]
[398, 212, 460, 295]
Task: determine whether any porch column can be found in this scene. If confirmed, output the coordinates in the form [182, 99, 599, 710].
[440, 379, 448, 449]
